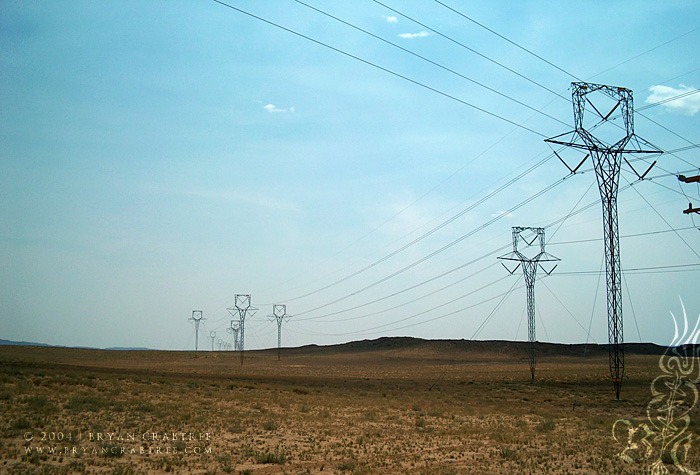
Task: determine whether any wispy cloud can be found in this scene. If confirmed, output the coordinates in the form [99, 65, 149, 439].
[182, 188, 299, 212]
[264, 104, 295, 113]
[383, 15, 398, 23]
[645, 84, 700, 116]
[398, 31, 430, 39]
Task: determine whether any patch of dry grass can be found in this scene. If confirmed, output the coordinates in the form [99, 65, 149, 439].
[0, 343, 695, 474]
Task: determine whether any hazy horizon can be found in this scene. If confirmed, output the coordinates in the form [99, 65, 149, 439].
[2, 1, 699, 351]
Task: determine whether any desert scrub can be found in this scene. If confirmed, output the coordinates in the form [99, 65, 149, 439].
[536, 420, 556, 432]
[261, 419, 278, 431]
[255, 450, 287, 465]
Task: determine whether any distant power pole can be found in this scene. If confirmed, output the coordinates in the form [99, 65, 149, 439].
[189, 310, 205, 351]
[546, 82, 661, 399]
[227, 294, 258, 365]
[498, 227, 559, 380]
[268, 304, 291, 361]
[209, 331, 217, 351]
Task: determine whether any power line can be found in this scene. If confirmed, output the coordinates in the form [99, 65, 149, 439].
[549, 226, 699, 246]
[292, 177, 689, 327]
[660, 66, 700, 85]
[284, 152, 553, 305]
[636, 88, 700, 112]
[429, 0, 579, 81]
[295, 257, 504, 323]
[589, 26, 700, 80]
[539, 279, 597, 342]
[293, 0, 570, 127]
[295, 176, 567, 317]
[624, 175, 700, 260]
[293, 274, 521, 338]
[431, 0, 700, 86]
[557, 263, 700, 275]
[268, 96, 564, 301]
[425, 0, 700, 162]
[426, 275, 524, 390]
[212, 0, 547, 137]
[372, 0, 571, 101]
[572, 255, 604, 410]
[470, 276, 522, 340]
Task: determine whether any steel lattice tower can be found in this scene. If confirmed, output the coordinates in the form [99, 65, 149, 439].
[546, 82, 660, 399]
[227, 294, 257, 365]
[189, 310, 205, 351]
[227, 321, 240, 351]
[499, 227, 559, 380]
[268, 304, 291, 361]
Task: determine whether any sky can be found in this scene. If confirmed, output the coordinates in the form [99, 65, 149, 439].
[1, 0, 699, 351]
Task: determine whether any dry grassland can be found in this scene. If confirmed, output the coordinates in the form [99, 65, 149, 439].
[0, 338, 697, 474]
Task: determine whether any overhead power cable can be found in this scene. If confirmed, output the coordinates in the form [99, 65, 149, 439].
[294, 0, 570, 127]
[590, 26, 700, 80]
[427, 0, 700, 158]
[636, 88, 700, 112]
[372, 0, 570, 101]
[295, 175, 567, 317]
[624, 175, 700, 260]
[213, 0, 547, 137]
[429, 0, 579, 81]
[295, 254, 506, 322]
[294, 274, 521, 338]
[284, 152, 553, 305]
[549, 226, 699, 246]
[557, 263, 700, 276]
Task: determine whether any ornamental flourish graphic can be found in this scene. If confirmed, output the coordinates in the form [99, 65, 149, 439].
[612, 300, 699, 474]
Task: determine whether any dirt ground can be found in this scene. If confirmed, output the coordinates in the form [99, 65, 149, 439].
[0, 339, 697, 474]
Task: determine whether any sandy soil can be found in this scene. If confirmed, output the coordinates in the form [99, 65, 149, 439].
[0, 339, 697, 474]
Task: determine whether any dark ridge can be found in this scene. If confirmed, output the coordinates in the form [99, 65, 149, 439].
[267, 336, 674, 357]
[0, 336, 682, 357]
[105, 347, 153, 351]
[0, 339, 51, 347]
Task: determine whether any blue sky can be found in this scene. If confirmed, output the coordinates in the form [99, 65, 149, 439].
[1, 1, 699, 351]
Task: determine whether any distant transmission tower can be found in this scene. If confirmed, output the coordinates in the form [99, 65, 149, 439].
[227, 321, 240, 351]
[227, 294, 258, 365]
[498, 227, 559, 380]
[546, 82, 661, 399]
[268, 304, 291, 361]
[189, 310, 205, 351]
[209, 331, 217, 351]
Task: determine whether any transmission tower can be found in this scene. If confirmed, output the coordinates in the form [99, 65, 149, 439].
[268, 304, 291, 361]
[189, 310, 205, 351]
[227, 294, 257, 365]
[209, 331, 217, 351]
[498, 227, 559, 380]
[546, 82, 661, 399]
[227, 321, 240, 351]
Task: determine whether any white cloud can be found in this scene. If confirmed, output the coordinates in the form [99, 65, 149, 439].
[398, 31, 430, 39]
[264, 104, 294, 113]
[384, 15, 398, 23]
[645, 84, 700, 116]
